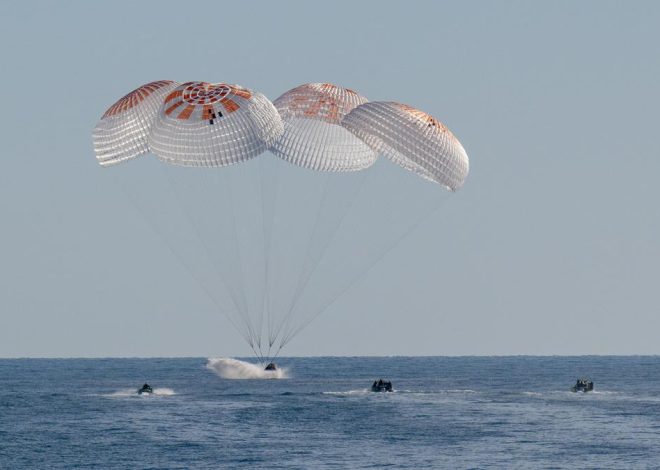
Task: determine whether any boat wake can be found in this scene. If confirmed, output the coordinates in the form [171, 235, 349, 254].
[323, 388, 475, 396]
[322, 389, 371, 396]
[104, 388, 176, 397]
[206, 357, 288, 379]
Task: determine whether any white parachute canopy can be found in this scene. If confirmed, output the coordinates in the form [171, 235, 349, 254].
[341, 101, 469, 190]
[270, 83, 377, 172]
[93, 80, 470, 364]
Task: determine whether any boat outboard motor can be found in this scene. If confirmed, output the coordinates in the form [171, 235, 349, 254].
[371, 379, 393, 392]
[138, 383, 153, 395]
[265, 362, 277, 371]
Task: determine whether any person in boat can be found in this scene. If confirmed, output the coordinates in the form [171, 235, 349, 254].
[265, 362, 277, 371]
[571, 378, 593, 392]
[138, 383, 153, 394]
[371, 379, 393, 392]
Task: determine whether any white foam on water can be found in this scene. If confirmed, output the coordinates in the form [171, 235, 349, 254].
[401, 389, 477, 395]
[323, 389, 371, 396]
[323, 389, 476, 397]
[105, 389, 137, 397]
[206, 357, 289, 379]
[151, 388, 176, 396]
[104, 388, 176, 398]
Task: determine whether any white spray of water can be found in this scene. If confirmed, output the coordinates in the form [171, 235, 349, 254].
[206, 357, 288, 379]
[150, 388, 176, 396]
[105, 388, 176, 397]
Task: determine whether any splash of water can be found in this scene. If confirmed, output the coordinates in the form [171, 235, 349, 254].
[206, 357, 288, 379]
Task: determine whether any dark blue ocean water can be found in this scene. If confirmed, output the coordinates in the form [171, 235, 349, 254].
[1, 356, 660, 469]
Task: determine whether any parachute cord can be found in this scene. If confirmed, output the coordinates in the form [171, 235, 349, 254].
[271, 346, 283, 362]
[288, 170, 368, 313]
[275, 170, 370, 345]
[257, 343, 268, 366]
[214, 168, 259, 352]
[245, 318, 265, 364]
[263, 158, 283, 350]
[278, 316, 298, 353]
[271, 329, 290, 362]
[225, 166, 261, 352]
[278, 316, 294, 352]
[279, 198, 449, 350]
[275, 173, 332, 333]
[114, 170, 251, 348]
[162, 165, 264, 358]
[257, 156, 274, 355]
[248, 342, 265, 366]
[160, 165, 253, 341]
[269, 313, 289, 352]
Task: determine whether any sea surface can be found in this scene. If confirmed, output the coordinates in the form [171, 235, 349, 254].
[1, 356, 660, 469]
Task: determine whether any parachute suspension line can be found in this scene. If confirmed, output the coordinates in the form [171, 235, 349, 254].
[257, 156, 280, 357]
[252, 341, 268, 367]
[262, 159, 283, 350]
[202, 170, 259, 353]
[273, 172, 331, 338]
[256, 157, 268, 356]
[167, 167, 251, 329]
[272, 303, 302, 359]
[224, 166, 262, 353]
[277, 169, 371, 340]
[287, 172, 371, 315]
[114, 170, 251, 347]
[271, 312, 296, 361]
[271, 341, 285, 362]
[279, 197, 450, 351]
[266, 172, 334, 348]
[276, 314, 297, 355]
[247, 341, 264, 366]
[160, 164, 256, 352]
[261, 158, 280, 357]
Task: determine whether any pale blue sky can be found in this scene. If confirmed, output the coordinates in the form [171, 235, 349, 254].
[1, 1, 659, 357]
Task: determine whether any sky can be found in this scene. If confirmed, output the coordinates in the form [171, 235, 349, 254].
[1, 0, 659, 358]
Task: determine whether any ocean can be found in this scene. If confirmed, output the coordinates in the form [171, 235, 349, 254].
[1, 356, 659, 469]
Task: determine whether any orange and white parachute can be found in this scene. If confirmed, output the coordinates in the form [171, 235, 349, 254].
[341, 101, 469, 190]
[269, 83, 377, 172]
[150, 82, 283, 167]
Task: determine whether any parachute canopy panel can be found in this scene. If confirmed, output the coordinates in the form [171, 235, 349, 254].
[93, 80, 179, 167]
[342, 101, 469, 190]
[270, 83, 377, 172]
[148, 82, 283, 167]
